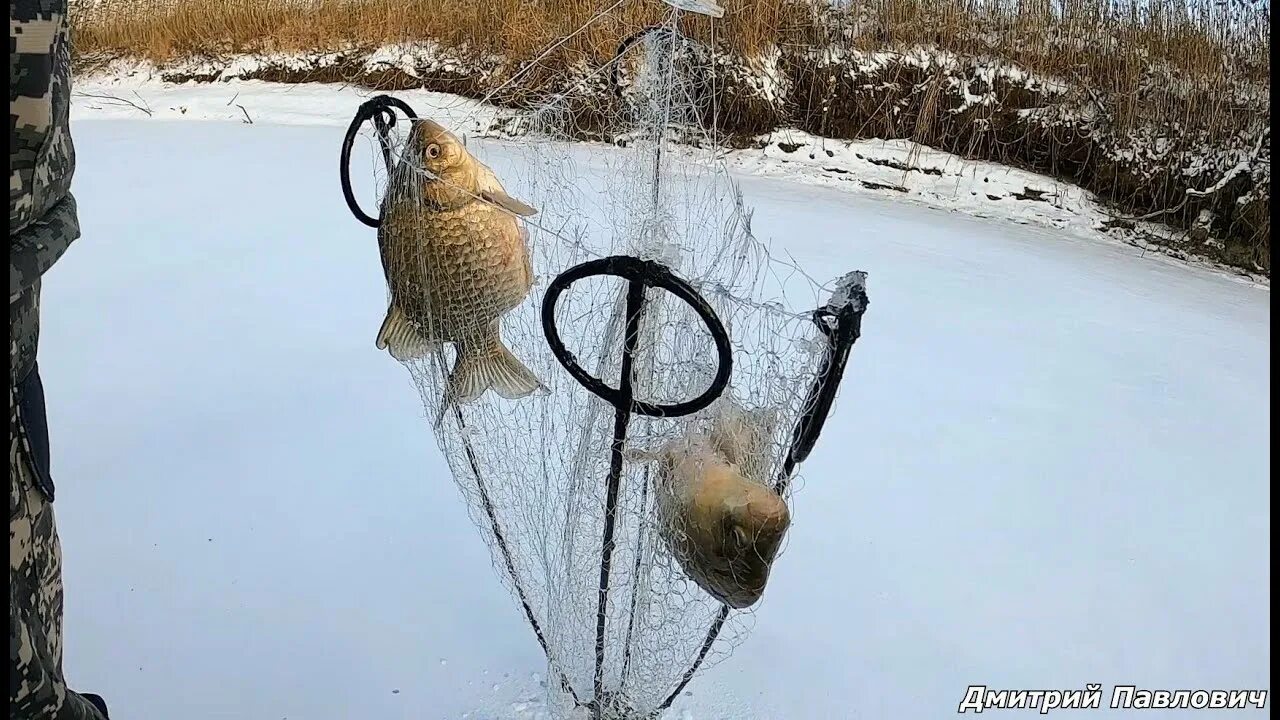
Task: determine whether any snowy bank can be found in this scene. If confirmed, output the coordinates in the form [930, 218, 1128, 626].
[70, 66, 1269, 289]
[69, 0, 1271, 276]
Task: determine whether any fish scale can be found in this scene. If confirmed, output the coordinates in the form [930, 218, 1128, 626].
[381, 199, 532, 343]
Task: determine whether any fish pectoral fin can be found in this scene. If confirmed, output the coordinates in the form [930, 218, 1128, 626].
[376, 304, 431, 361]
[481, 189, 538, 217]
[446, 334, 544, 404]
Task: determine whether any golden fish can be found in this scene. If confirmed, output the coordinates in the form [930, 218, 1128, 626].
[376, 118, 543, 405]
[641, 401, 790, 609]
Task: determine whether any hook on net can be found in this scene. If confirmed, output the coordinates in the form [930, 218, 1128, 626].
[781, 270, 869, 487]
[339, 94, 420, 229]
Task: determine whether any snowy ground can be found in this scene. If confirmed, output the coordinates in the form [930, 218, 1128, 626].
[37, 86, 1271, 719]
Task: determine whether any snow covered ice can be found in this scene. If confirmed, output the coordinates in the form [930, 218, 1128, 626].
[39, 98, 1270, 719]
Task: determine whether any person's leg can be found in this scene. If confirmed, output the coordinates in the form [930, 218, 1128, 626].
[10, 434, 108, 720]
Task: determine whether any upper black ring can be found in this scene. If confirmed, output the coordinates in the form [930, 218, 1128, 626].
[339, 95, 419, 228]
[541, 256, 733, 418]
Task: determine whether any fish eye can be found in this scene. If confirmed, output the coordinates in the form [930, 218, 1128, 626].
[426, 143, 441, 159]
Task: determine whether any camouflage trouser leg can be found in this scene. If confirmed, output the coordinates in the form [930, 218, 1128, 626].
[9, 440, 105, 720]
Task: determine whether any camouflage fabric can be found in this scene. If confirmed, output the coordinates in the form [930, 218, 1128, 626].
[10, 432, 108, 720]
[10, 2, 104, 718]
[11, 0, 81, 383]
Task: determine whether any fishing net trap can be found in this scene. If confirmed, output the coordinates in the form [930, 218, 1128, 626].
[338, 2, 870, 717]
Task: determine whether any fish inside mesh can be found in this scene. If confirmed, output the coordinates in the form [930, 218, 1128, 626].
[376, 117, 544, 409]
[633, 397, 791, 610]
[359, 21, 842, 718]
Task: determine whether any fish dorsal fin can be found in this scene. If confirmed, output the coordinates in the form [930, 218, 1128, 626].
[481, 189, 538, 217]
[472, 161, 538, 217]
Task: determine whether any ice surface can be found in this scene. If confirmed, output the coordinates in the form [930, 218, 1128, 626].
[70, 74, 1267, 285]
[37, 116, 1269, 719]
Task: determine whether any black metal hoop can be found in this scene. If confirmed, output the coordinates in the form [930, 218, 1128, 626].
[541, 255, 733, 418]
[339, 95, 419, 228]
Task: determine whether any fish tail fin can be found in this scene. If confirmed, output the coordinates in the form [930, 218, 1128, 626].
[377, 303, 432, 361]
[447, 326, 543, 404]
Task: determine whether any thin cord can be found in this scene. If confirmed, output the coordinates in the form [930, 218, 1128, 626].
[463, 0, 631, 126]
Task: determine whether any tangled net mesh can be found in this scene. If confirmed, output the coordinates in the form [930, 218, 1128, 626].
[354, 8, 857, 717]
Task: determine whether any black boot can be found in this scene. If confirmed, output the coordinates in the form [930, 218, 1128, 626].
[81, 693, 110, 718]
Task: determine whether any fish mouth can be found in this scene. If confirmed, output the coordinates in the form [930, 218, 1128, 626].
[707, 564, 769, 608]
[667, 531, 772, 607]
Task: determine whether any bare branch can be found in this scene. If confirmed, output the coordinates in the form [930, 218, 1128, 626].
[73, 91, 153, 117]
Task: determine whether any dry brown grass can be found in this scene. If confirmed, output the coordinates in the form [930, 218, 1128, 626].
[72, 0, 1267, 132]
[71, 0, 1270, 272]
[71, 0, 798, 67]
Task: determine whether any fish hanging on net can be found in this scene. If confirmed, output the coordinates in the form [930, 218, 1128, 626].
[634, 398, 790, 609]
[375, 117, 545, 407]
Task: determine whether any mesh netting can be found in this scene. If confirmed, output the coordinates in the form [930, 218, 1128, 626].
[349, 8, 861, 718]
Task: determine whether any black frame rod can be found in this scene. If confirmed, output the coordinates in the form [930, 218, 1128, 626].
[542, 255, 734, 715]
[591, 279, 648, 717]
